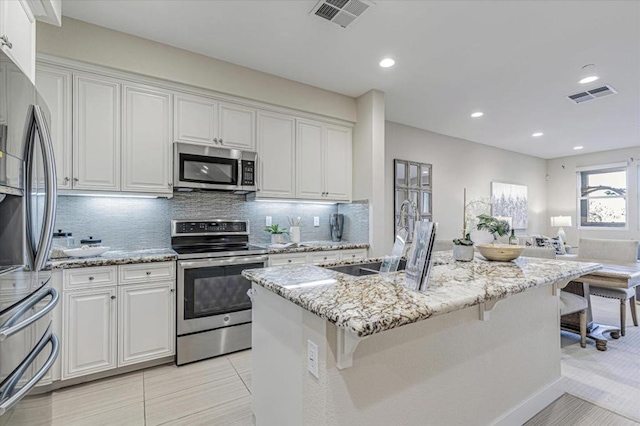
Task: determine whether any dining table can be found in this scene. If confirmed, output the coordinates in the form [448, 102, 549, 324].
[561, 258, 640, 351]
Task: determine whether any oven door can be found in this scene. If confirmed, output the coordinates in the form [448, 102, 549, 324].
[177, 255, 267, 335]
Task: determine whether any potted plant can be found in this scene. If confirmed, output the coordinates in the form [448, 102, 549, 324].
[453, 189, 484, 261]
[265, 224, 289, 244]
[475, 214, 511, 242]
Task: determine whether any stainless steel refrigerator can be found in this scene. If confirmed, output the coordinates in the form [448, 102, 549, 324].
[0, 50, 59, 423]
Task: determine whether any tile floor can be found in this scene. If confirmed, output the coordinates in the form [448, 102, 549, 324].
[6, 350, 253, 426]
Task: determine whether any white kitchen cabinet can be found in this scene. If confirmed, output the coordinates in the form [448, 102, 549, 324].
[218, 101, 256, 150]
[339, 249, 367, 262]
[36, 65, 72, 189]
[122, 84, 172, 194]
[62, 286, 117, 379]
[268, 249, 368, 266]
[73, 73, 121, 191]
[309, 251, 339, 265]
[174, 93, 217, 145]
[0, 0, 35, 83]
[296, 120, 352, 201]
[296, 120, 324, 199]
[268, 253, 307, 267]
[324, 125, 352, 200]
[118, 281, 175, 366]
[257, 111, 296, 198]
[118, 261, 175, 285]
[0, 65, 6, 124]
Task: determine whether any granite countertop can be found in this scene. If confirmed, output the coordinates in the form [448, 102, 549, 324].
[242, 252, 601, 337]
[255, 241, 370, 255]
[47, 248, 178, 270]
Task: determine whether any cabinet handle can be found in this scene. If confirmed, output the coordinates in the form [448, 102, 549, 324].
[110, 295, 116, 300]
[146, 271, 151, 275]
[287, 259, 292, 263]
[168, 183, 173, 188]
[73, 178, 79, 182]
[63, 177, 70, 183]
[170, 289, 175, 293]
[0, 35, 12, 49]
[219, 139, 223, 144]
[323, 257, 328, 260]
[213, 138, 218, 143]
[88, 276, 94, 281]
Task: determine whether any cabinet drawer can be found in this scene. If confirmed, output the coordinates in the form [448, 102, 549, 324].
[339, 249, 367, 262]
[118, 262, 175, 285]
[310, 251, 340, 265]
[268, 254, 307, 267]
[64, 266, 117, 290]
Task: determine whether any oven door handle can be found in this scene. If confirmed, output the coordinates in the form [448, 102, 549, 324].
[178, 255, 269, 269]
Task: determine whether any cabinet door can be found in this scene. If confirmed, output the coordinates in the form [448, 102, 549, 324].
[118, 281, 175, 366]
[256, 111, 295, 198]
[73, 74, 121, 190]
[339, 249, 367, 262]
[0, 0, 35, 82]
[324, 125, 352, 201]
[122, 84, 172, 193]
[218, 102, 255, 150]
[62, 287, 117, 379]
[36, 66, 72, 189]
[310, 251, 340, 265]
[268, 254, 307, 266]
[174, 93, 217, 145]
[296, 120, 324, 199]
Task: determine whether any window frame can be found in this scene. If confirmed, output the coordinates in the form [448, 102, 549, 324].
[576, 163, 629, 230]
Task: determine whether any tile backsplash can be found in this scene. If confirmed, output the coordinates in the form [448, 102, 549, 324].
[55, 192, 369, 250]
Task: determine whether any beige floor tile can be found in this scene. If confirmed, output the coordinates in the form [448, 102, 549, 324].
[144, 356, 238, 400]
[228, 350, 252, 374]
[145, 375, 250, 426]
[158, 395, 253, 426]
[239, 371, 252, 393]
[51, 372, 143, 423]
[57, 402, 144, 426]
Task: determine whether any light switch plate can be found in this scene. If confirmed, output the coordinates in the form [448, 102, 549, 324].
[307, 339, 319, 378]
[314, 217, 320, 227]
[266, 216, 272, 226]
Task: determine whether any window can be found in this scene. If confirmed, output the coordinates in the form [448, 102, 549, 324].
[577, 164, 627, 228]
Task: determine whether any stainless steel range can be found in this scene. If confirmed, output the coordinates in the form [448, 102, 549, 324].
[172, 219, 267, 365]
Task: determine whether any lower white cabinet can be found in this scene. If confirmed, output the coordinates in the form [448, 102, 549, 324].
[118, 281, 175, 366]
[268, 249, 368, 267]
[61, 262, 176, 381]
[62, 286, 117, 379]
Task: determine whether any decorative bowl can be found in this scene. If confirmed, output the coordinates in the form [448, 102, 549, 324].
[63, 246, 110, 258]
[476, 244, 524, 262]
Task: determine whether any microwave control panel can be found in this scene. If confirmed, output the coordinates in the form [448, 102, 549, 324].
[241, 160, 255, 186]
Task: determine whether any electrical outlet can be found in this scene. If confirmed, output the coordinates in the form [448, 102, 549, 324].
[314, 217, 320, 227]
[307, 340, 319, 378]
[266, 216, 272, 226]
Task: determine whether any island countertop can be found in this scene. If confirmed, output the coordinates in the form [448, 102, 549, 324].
[242, 253, 601, 337]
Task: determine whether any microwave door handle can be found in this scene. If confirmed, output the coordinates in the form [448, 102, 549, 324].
[30, 105, 57, 272]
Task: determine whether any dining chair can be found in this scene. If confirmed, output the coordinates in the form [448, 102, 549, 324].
[579, 238, 639, 336]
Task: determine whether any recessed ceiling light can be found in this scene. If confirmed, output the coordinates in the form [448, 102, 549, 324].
[470, 112, 484, 118]
[532, 132, 544, 137]
[578, 64, 599, 84]
[379, 58, 395, 68]
[574, 146, 584, 150]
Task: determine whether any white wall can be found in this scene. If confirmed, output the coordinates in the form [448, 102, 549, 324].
[385, 121, 548, 251]
[36, 17, 357, 122]
[546, 146, 640, 247]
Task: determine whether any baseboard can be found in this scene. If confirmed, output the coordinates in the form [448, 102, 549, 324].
[492, 378, 565, 426]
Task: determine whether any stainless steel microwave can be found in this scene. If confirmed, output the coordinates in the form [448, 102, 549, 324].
[174, 143, 257, 194]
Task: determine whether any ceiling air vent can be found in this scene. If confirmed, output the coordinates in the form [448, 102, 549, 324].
[311, 0, 372, 28]
[567, 85, 618, 104]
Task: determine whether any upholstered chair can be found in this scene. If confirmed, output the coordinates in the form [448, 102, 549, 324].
[579, 238, 639, 336]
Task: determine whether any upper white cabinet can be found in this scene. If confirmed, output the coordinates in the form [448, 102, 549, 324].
[0, 0, 35, 83]
[174, 93, 256, 150]
[218, 101, 256, 150]
[174, 93, 216, 145]
[36, 65, 72, 189]
[257, 111, 295, 198]
[296, 120, 352, 201]
[73, 73, 121, 191]
[122, 84, 172, 193]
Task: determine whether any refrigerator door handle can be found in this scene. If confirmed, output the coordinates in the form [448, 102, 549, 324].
[0, 287, 59, 341]
[25, 105, 57, 272]
[0, 330, 59, 415]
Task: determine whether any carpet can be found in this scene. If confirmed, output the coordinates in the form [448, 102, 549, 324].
[561, 296, 640, 423]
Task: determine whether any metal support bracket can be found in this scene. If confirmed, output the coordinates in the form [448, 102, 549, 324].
[479, 299, 499, 321]
[336, 328, 366, 369]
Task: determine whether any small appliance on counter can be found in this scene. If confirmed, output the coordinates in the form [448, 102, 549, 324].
[80, 236, 102, 246]
[330, 213, 344, 242]
[50, 230, 74, 259]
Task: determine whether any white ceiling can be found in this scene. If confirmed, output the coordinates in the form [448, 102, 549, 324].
[61, 0, 640, 159]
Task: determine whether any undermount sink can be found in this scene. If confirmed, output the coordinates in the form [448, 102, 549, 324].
[325, 260, 406, 277]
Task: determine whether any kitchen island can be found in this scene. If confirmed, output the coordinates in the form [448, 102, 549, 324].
[242, 253, 601, 426]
